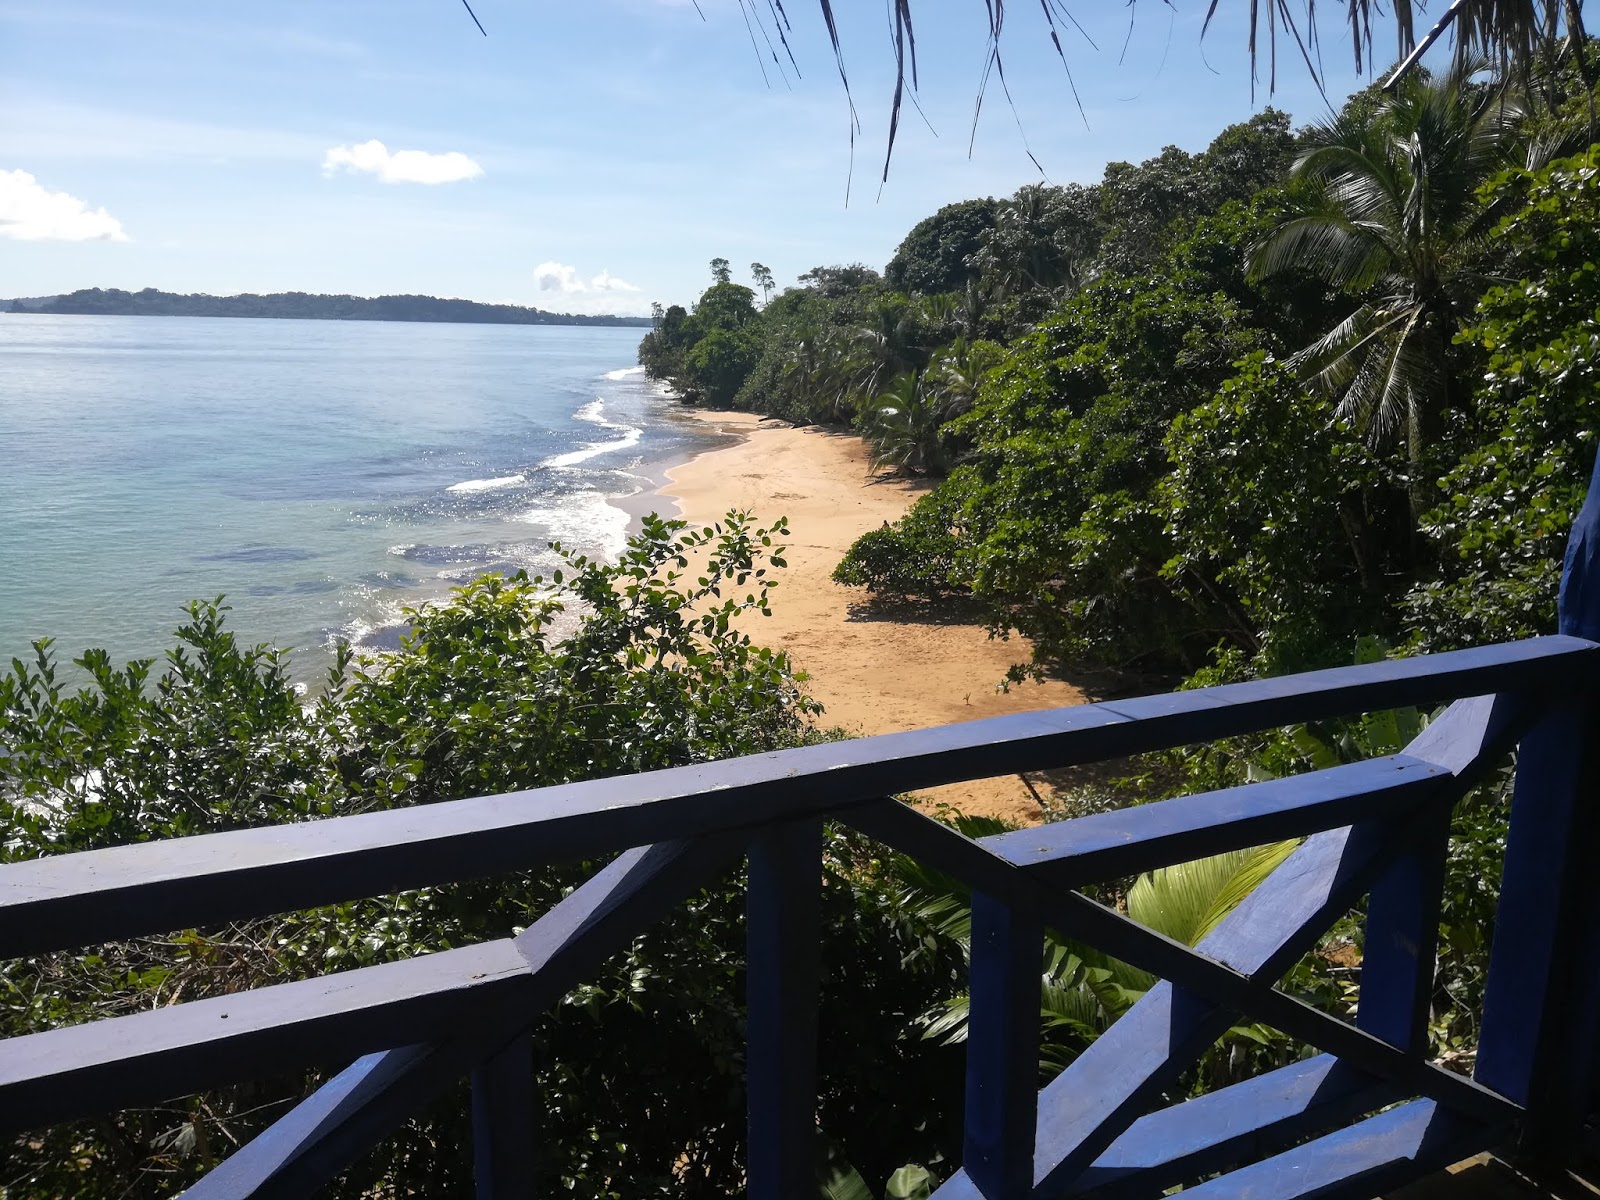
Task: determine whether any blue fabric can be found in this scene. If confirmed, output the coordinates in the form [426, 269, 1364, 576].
[1559, 451, 1600, 642]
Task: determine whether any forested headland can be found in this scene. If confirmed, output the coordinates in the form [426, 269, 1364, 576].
[6, 287, 652, 326]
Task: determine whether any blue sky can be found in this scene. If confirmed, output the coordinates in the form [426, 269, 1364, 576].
[1, 1, 1394, 315]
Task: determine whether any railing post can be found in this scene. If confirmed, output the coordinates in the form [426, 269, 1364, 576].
[472, 1030, 537, 1199]
[1476, 451, 1600, 1161]
[746, 819, 823, 1200]
[1358, 806, 1450, 1053]
[963, 891, 1042, 1200]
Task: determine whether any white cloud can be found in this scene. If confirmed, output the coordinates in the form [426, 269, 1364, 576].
[322, 139, 483, 185]
[535, 261, 640, 294]
[0, 169, 127, 241]
[589, 269, 641, 293]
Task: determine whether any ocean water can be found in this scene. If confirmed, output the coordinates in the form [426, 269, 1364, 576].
[0, 314, 715, 681]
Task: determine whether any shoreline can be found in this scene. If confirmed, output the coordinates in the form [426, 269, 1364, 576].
[619, 407, 1086, 825]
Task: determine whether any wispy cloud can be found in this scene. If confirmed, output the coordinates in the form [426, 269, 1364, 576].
[0, 169, 127, 241]
[322, 139, 484, 185]
[535, 262, 641, 294]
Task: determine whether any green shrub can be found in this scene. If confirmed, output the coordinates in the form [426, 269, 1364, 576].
[833, 486, 966, 600]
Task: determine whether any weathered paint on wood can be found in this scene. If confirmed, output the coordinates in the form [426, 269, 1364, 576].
[746, 820, 822, 1200]
[962, 892, 1041, 1200]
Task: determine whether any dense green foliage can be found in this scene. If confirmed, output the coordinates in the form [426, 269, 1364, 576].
[8, 287, 651, 326]
[811, 77, 1599, 686]
[884, 198, 998, 295]
[1408, 147, 1600, 648]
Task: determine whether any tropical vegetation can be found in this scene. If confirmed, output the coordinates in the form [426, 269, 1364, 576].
[7, 48, 1600, 1200]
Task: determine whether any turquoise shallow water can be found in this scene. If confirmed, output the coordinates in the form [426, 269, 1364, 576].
[0, 314, 709, 679]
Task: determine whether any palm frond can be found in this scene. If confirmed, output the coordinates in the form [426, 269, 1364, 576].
[1329, 302, 1436, 442]
[1246, 214, 1394, 290]
[718, 3, 1581, 182]
[1289, 301, 1411, 397]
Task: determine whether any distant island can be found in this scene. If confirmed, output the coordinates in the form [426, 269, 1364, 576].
[5, 288, 653, 327]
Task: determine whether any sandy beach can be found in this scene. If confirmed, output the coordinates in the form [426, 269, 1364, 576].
[641, 409, 1087, 824]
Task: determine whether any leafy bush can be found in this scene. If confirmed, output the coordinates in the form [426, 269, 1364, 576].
[833, 486, 966, 600]
[1407, 148, 1600, 649]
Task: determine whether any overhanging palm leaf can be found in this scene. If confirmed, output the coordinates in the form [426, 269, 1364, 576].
[902, 824, 1297, 1080]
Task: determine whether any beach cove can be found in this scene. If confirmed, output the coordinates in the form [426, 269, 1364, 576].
[635, 409, 1087, 824]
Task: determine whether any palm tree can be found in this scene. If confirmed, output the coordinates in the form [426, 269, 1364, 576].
[1245, 56, 1543, 524]
[925, 337, 983, 422]
[862, 371, 948, 475]
[846, 301, 927, 404]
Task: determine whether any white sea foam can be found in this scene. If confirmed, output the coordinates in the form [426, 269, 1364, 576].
[518, 488, 630, 560]
[574, 397, 630, 430]
[335, 595, 415, 653]
[603, 365, 647, 380]
[446, 473, 526, 494]
[541, 427, 642, 468]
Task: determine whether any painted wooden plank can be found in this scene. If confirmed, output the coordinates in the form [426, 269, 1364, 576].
[1171, 1098, 1495, 1200]
[1557, 447, 1600, 644]
[1476, 697, 1600, 1159]
[846, 799, 1522, 1128]
[0, 938, 536, 1136]
[1031, 980, 1234, 1193]
[746, 820, 822, 1200]
[929, 1054, 1400, 1200]
[8, 836, 740, 1146]
[1196, 821, 1396, 979]
[178, 1045, 471, 1200]
[962, 892, 1042, 1200]
[1400, 692, 1532, 779]
[1358, 805, 1450, 1052]
[177, 837, 740, 1199]
[1028, 809, 1409, 1194]
[0, 637, 1590, 960]
[472, 1031, 536, 1200]
[986, 690, 1529, 894]
[983, 756, 1447, 887]
[1087, 636, 1589, 748]
[1073, 1053, 1400, 1200]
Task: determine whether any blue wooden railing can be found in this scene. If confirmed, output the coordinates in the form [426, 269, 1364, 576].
[4, 459, 1600, 1200]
